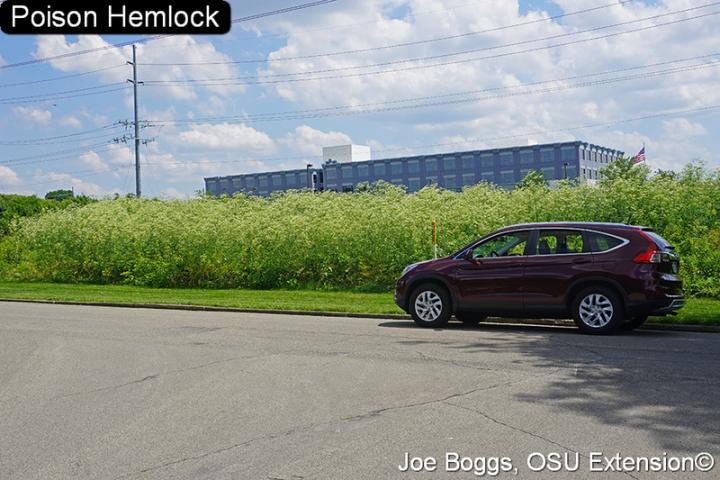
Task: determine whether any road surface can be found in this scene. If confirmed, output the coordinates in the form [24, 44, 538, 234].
[1, 302, 718, 479]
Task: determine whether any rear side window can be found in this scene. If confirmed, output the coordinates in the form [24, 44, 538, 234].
[586, 231, 624, 253]
[535, 230, 587, 255]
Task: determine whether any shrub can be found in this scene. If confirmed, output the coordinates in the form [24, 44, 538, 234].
[0, 166, 718, 294]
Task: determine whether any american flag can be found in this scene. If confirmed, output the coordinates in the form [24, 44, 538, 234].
[633, 145, 646, 163]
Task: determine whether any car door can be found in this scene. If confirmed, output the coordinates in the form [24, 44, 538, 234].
[452, 230, 530, 315]
[522, 229, 594, 315]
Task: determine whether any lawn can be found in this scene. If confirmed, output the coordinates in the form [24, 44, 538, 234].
[0, 282, 717, 326]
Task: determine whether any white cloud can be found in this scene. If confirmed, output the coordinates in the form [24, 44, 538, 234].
[0, 166, 20, 186]
[255, 0, 720, 171]
[13, 106, 52, 125]
[32, 170, 112, 197]
[34, 35, 246, 100]
[0, 53, 6, 67]
[282, 125, 352, 156]
[176, 123, 276, 153]
[158, 187, 188, 200]
[59, 116, 83, 129]
[79, 151, 108, 172]
[662, 118, 707, 137]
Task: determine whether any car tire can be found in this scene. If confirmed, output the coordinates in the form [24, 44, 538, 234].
[455, 312, 487, 325]
[571, 286, 624, 335]
[621, 315, 649, 331]
[410, 284, 451, 328]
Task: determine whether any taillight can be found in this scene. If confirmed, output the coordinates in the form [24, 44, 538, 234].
[634, 230, 662, 264]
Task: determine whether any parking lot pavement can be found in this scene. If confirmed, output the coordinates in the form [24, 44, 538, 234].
[0, 302, 718, 480]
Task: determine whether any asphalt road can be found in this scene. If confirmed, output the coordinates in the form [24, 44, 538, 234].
[0, 302, 718, 480]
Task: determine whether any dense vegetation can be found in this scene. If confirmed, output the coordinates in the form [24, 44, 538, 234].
[0, 161, 718, 295]
[0, 192, 94, 237]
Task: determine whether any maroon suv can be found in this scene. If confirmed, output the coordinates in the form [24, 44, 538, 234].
[394, 222, 684, 334]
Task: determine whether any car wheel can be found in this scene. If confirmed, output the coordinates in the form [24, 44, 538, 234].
[455, 312, 487, 325]
[410, 284, 451, 328]
[621, 315, 649, 331]
[572, 286, 624, 335]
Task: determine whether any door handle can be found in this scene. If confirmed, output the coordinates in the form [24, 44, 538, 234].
[572, 258, 591, 264]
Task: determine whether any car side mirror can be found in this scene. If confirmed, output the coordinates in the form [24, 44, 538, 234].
[462, 250, 480, 263]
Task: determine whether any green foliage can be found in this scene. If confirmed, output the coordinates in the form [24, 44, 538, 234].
[45, 189, 74, 202]
[517, 170, 547, 189]
[0, 194, 95, 237]
[0, 165, 718, 295]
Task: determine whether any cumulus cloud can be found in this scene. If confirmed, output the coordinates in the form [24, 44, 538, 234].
[0, 166, 20, 186]
[79, 151, 108, 172]
[32, 170, 111, 197]
[34, 35, 246, 100]
[59, 116, 83, 129]
[282, 125, 353, 156]
[176, 123, 276, 153]
[13, 106, 52, 125]
[256, 0, 720, 170]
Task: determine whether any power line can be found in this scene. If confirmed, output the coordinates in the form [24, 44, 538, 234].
[0, 1, 340, 70]
[0, 123, 123, 145]
[231, 0, 338, 24]
[0, 142, 119, 166]
[142, 6, 720, 86]
[0, 65, 126, 88]
[147, 55, 720, 125]
[374, 104, 720, 156]
[231, 0, 491, 42]
[144, 104, 720, 170]
[0, 83, 127, 103]
[142, 0, 636, 66]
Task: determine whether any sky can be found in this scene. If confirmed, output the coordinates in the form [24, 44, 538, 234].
[0, 0, 718, 199]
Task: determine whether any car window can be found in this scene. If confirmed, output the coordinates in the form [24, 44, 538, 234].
[472, 231, 530, 258]
[644, 230, 674, 251]
[535, 230, 587, 255]
[586, 231, 624, 252]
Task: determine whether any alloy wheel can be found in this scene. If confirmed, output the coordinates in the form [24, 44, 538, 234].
[414, 291, 443, 322]
[579, 293, 614, 328]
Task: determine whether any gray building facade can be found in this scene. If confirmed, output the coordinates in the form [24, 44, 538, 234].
[205, 141, 623, 197]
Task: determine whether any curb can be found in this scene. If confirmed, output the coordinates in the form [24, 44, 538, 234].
[0, 298, 718, 333]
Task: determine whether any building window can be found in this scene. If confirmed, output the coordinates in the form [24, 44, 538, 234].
[500, 170, 514, 185]
[542, 167, 556, 180]
[520, 150, 534, 165]
[342, 184, 354, 192]
[286, 174, 296, 186]
[374, 163, 386, 176]
[391, 162, 403, 176]
[426, 176, 438, 186]
[481, 153, 494, 168]
[462, 173, 475, 186]
[541, 148, 554, 163]
[443, 175, 457, 190]
[258, 176, 268, 188]
[426, 158, 438, 172]
[408, 178, 421, 192]
[358, 164, 369, 178]
[561, 147, 577, 162]
[443, 156, 456, 170]
[566, 165, 578, 178]
[326, 168, 337, 180]
[408, 161, 420, 174]
[481, 172, 495, 183]
[500, 152, 514, 167]
[462, 155, 474, 170]
[341, 165, 353, 179]
[272, 175, 283, 187]
[232, 178, 243, 189]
